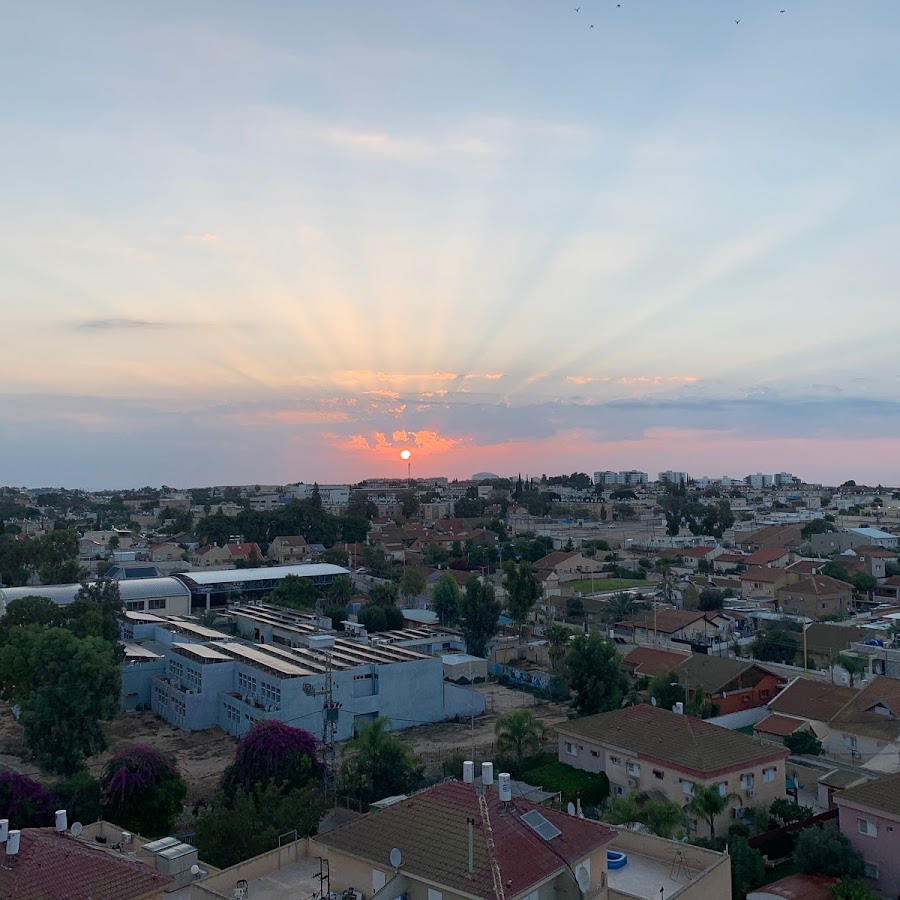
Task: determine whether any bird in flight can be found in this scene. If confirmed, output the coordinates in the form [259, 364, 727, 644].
[734, 19, 740, 24]
[574, 6, 580, 10]
[780, 9, 786, 12]
[589, 23, 594, 28]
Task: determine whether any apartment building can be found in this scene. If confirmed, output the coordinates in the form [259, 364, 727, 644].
[775, 575, 852, 619]
[835, 772, 900, 896]
[557, 705, 788, 838]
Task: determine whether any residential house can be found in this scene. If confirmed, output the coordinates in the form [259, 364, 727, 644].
[557, 704, 788, 838]
[191, 541, 263, 568]
[835, 772, 900, 896]
[747, 874, 839, 900]
[677, 546, 724, 570]
[741, 566, 790, 600]
[149, 541, 184, 562]
[743, 547, 794, 568]
[621, 646, 692, 678]
[0, 824, 173, 899]
[775, 576, 853, 620]
[673, 655, 783, 716]
[714, 553, 747, 574]
[826, 676, 900, 771]
[755, 677, 856, 751]
[802, 623, 871, 669]
[616, 610, 723, 648]
[267, 535, 308, 564]
[811, 528, 899, 556]
[534, 551, 603, 577]
[736, 525, 804, 553]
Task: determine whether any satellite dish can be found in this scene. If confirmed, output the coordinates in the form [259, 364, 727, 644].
[651, 696, 657, 706]
[389, 847, 402, 869]
[576, 864, 591, 892]
[567, 802, 576, 816]
[70, 822, 83, 837]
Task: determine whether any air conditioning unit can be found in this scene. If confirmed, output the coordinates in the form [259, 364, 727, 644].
[627, 778, 638, 788]
[746, 789, 755, 798]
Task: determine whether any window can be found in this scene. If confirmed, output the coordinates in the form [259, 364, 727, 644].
[682, 780, 694, 796]
[610, 756, 620, 765]
[184, 668, 202, 691]
[125, 600, 146, 611]
[169, 660, 184, 680]
[238, 672, 257, 696]
[864, 861, 879, 879]
[718, 782, 728, 796]
[626, 762, 640, 777]
[590, 750, 599, 758]
[372, 870, 386, 892]
[427, 890, 442, 900]
[858, 818, 878, 837]
[260, 682, 281, 708]
[653, 769, 664, 780]
[148, 598, 166, 610]
[224, 704, 240, 726]
[740, 774, 754, 790]
[763, 767, 776, 783]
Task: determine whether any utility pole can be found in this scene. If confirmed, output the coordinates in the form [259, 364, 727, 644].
[302, 653, 341, 801]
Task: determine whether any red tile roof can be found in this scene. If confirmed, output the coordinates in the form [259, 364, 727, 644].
[621, 646, 692, 676]
[680, 547, 715, 559]
[754, 714, 805, 737]
[0, 829, 172, 900]
[744, 547, 790, 566]
[316, 780, 615, 898]
[748, 873, 838, 900]
[740, 566, 784, 583]
[777, 575, 852, 597]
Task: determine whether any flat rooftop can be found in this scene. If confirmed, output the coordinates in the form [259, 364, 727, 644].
[196, 858, 323, 900]
[606, 845, 705, 900]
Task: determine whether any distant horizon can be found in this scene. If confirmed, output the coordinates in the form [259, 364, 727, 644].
[3, 1, 899, 488]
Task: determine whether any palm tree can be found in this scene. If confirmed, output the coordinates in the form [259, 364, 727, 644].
[834, 653, 867, 688]
[494, 710, 547, 773]
[602, 591, 648, 626]
[195, 610, 226, 630]
[545, 623, 572, 673]
[686, 783, 740, 840]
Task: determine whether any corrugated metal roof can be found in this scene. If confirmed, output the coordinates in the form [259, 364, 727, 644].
[178, 563, 349, 586]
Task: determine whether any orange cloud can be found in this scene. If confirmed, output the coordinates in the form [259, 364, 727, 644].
[327, 428, 467, 459]
[566, 375, 699, 386]
[364, 389, 401, 400]
[464, 373, 504, 380]
[230, 409, 349, 426]
[182, 233, 218, 244]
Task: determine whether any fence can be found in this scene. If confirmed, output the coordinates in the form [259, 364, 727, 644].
[416, 738, 558, 778]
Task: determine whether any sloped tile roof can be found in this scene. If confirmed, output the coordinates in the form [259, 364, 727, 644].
[557, 705, 786, 777]
[316, 780, 615, 898]
[754, 714, 805, 737]
[621, 647, 691, 676]
[777, 576, 852, 596]
[0, 829, 172, 900]
[744, 548, 790, 566]
[674, 654, 767, 694]
[834, 771, 900, 817]
[767, 678, 857, 722]
[829, 675, 900, 742]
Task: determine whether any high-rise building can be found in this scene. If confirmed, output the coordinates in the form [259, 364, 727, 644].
[620, 470, 649, 485]
[745, 473, 774, 489]
[658, 471, 689, 486]
[593, 471, 621, 486]
[774, 472, 796, 486]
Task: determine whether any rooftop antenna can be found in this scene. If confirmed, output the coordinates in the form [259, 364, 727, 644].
[70, 822, 83, 838]
[389, 847, 402, 872]
[302, 650, 340, 799]
[576, 864, 591, 895]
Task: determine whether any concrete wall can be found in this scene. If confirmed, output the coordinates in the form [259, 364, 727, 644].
[121, 657, 166, 711]
[189, 839, 307, 898]
[838, 799, 900, 898]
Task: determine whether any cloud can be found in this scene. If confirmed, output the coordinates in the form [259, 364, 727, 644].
[464, 373, 504, 380]
[182, 233, 219, 244]
[76, 318, 179, 331]
[566, 376, 600, 385]
[566, 375, 699, 386]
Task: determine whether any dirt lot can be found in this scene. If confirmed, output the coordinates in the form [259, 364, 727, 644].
[396, 682, 569, 774]
[0, 705, 236, 804]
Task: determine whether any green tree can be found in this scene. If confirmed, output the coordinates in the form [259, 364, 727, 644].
[686, 783, 740, 840]
[830, 879, 877, 900]
[783, 730, 823, 756]
[433, 573, 461, 626]
[398, 491, 420, 519]
[545, 623, 573, 673]
[801, 518, 837, 540]
[194, 780, 327, 869]
[35, 529, 80, 584]
[822, 561, 851, 583]
[358, 605, 388, 632]
[459, 579, 501, 658]
[504, 561, 542, 626]
[769, 797, 812, 825]
[368, 582, 399, 608]
[66, 579, 122, 644]
[0, 596, 63, 642]
[324, 604, 347, 630]
[271, 574, 318, 609]
[834, 653, 867, 688]
[494, 710, 547, 773]
[101, 746, 187, 837]
[8, 629, 121, 774]
[320, 547, 350, 568]
[400, 566, 426, 601]
[751, 629, 798, 665]
[339, 718, 425, 807]
[309, 483, 322, 509]
[851, 572, 877, 595]
[647, 668, 685, 712]
[54, 770, 102, 824]
[602, 792, 685, 839]
[698, 588, 727, 611]
[729, 836, 765, 900]
[327, 576, 354, 604]
[601, 591, 647, 626]
[794, 827, 865, 878]
[564, 631, 627, 716]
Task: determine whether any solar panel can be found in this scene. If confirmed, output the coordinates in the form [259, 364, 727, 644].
[521, 809, 561, 841]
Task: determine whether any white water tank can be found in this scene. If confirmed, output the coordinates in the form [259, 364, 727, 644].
[0, 820, 8, 842]
[55, 810, 67, 833]
[498, 773, 512, 802]
[482, 762, 494, 787]
[6, 831, 20, 856]
[463, 760, 475, 784]
[673, 702, 684, 715]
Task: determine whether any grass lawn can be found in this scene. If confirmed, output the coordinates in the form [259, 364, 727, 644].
[520, 760, 609, 807]
[566, 577, 654, 593]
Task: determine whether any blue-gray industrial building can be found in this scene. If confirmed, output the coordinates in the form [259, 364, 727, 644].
[120, 604, 484, 740]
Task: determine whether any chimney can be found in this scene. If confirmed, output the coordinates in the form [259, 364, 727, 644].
[55, 810, 67, 834]
[481, 762, 494, 788]
[463, 760, 475, 784]
[6, 831, 20, 857]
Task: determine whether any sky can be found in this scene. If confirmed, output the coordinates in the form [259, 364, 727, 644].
[1, 0, 899, 489]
